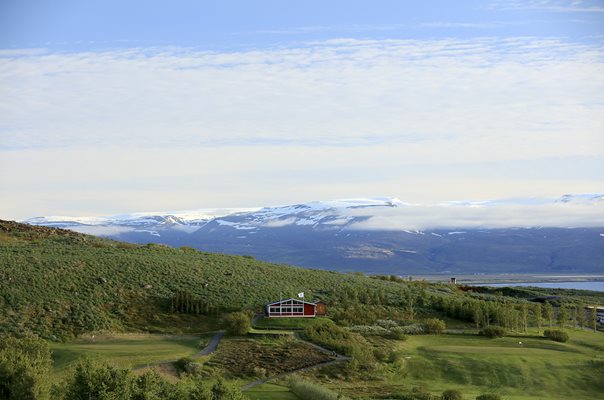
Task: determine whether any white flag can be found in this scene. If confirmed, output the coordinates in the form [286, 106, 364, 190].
[297, 292, 304, 298]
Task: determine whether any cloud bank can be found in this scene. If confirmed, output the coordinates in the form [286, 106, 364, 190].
[1, 37, 603, 219]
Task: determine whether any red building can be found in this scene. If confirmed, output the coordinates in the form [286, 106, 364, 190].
[265, 298, 325, 318]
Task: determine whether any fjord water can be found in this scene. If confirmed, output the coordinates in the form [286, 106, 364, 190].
[481, 281, 604, 292]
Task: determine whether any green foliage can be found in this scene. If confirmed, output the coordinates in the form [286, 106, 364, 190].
[0, 220, 424, 339]
[479, 326, 506, 338]
[209, 379, 247, 400]
[288, 378, 349, 400]
[441, 389, 463, 400]
[475, 394, 502, 400]
[63, 359, 133, 400]
[223, 312, 251, 336]
[543, 329, 569, 343]
[422, 318, 446, 334]
[132, 370, 177, 400]
[173, 357, 195, 373]
[0, 336, 52, 400]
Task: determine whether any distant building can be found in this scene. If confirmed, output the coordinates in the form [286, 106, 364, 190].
[265, 298, 326, 318]
[450, 277, 457, 285]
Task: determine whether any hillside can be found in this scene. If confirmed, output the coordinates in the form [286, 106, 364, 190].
[0, 220, 423, 339]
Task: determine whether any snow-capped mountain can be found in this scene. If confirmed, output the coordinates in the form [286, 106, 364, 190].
[22, 195, 604, 274]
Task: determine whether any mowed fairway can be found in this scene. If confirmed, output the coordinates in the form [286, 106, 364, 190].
[400, 329, 604, 400]
[246, 383, 300, 400]
[322, 329, 604, 400]
[50, 334, 200, 379]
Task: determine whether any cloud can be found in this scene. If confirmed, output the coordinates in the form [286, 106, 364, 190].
[344, 203, 604, 230]
[489, 0, 604, 12]
[1, 37, 603, 219]
[0, 37, 602, 156]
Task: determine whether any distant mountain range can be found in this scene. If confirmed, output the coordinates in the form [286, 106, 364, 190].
[24, 194, 604, 275]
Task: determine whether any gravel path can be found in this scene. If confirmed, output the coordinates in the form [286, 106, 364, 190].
[195, 331, 224, 357]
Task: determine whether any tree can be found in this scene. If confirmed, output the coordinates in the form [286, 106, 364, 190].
[543, 303, 554, 327]
[576, 304, 585, 329]
[63, 359, 133, 400]
[0, 336, 52, 400]
[591, 307, 598, 332]
[557, 306, 569, 329]
[423, 318, 446, 334]
[532, 303, 542, 332]
[210, 379, 247, 400]
[133, 370, 177, 400]
[521, 303, 529, 333]
[223, 312, 251, 336]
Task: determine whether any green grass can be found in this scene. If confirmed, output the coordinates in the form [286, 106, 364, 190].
[246, 383, 300, 400]
[253, 316, 326, 330]
[50, 333, 201, 379]
[317, 328, 604, 400]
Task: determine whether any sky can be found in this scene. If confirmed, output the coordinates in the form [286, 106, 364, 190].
[1, 0, 603, 220]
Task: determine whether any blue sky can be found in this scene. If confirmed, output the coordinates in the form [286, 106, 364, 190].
[1, 0, 603, 219]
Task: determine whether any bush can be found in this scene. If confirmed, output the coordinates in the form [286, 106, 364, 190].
[388, 326, 409, 340]
[476, 394, 502, 400]
[480, 326, 506, 338]
[223, 312, 251, 336]
[423, 318, 446, 334]
[0, 336, 52, 400]
[442, 389, 463, 400]
[63, 359, 132, 400]
[289, 378, 349, 400]
[396, 323, 426, 335]
[544, 329, 569, 343]
[174, 357, 195, 373]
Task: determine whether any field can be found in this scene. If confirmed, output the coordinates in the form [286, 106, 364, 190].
[246, 383, 300, 400]
[309, 328, 604, 400]
[50, 334, 202, 379]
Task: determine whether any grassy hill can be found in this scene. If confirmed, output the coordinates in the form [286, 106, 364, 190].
[2, 220, 604, 400]
[0, 220, 422, 339]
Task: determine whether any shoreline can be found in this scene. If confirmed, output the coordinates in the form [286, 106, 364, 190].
[411, 274, 604, 285]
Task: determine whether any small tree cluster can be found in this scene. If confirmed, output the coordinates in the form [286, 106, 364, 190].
[544, 329, 569, 343]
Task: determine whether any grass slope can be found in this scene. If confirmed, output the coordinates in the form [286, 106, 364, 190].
[0, 220, 412, 339]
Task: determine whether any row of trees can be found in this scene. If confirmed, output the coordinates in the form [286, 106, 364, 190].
[432, 295, 600, 332]
[170, 290, 223, 315]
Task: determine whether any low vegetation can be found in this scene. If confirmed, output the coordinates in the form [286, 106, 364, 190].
[1, 221, 603, 399]
[289, 378, 349, 400]
[479, 326, 506, 338]
[543, 329, 569, 343]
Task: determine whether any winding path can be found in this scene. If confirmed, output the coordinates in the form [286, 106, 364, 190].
[195, 331, 224, 357]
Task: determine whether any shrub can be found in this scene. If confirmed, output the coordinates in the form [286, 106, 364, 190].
[223, 312, 251, 336]
[174, 357, 195, 373]
[349, 325, 390, 336]
[544, 329, 569, 343]
[63, 359, 132, 400]
[442, 389, 463, 400]
[0, 336, 52, 400]
[376, 319, 399, 329]
[480, 326, 506, 338]
[476, 394, 502, 400]
[289, 378, 349, 400]
[423, 318, 446, 334]
[388, 326, 409, 340]
[396, 323, 426, 335]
